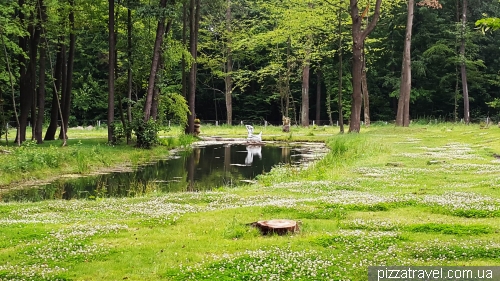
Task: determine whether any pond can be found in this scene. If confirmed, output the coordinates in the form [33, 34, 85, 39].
[1, 143, 324, 202]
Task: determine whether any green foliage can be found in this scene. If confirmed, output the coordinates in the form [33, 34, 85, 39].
[158, 91, 190, 127]
[8, 143, 64, 173]
[223, 217, 260, 239]
[132, 118, 159, 149]
[109, 121, 125, 145]
[476, 17, 500, 32]
[486, 98, 500, 109]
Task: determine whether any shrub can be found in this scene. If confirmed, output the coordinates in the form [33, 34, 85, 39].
[109, 122, 125, 144]
[132, 118, 159, 149]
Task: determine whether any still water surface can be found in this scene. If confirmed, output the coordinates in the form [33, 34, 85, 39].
[1, 144, 307, 202]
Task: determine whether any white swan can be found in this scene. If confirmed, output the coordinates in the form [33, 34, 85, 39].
[245, 125, 262, 142]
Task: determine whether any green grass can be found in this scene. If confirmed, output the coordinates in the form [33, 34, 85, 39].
[0, 127, 199, 187]
[0, 123, 500, 280]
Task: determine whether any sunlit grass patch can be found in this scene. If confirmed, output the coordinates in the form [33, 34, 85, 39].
[404, 223, 495, 235]
[340, 218, 400, 231]
[407, 239, 500, 261]
[312, 229, 404, 250]
[0, 263, 68, 281]
[261, 205, 347, 220]
[396, 143, 483, 160]
[174, 247, 339, 281]
[0, 223, 128, 281]
[422, 192, 500, 218]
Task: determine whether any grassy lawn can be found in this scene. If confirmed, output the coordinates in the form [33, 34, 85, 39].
[1, 123, 499, 280]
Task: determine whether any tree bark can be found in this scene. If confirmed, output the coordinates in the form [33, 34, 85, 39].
[150, 21, 172, 121]
[187, 0, 200, 134]
[460, 0, 469, 124]
[108, 0, 115, 142]
[44, 41, 63, 141]
[361, 55, 370, 127]
[285, 37, 291, 119]
[181, 1, 188, 99]
[396, 0, 414, 127]
[126, 5, 132, 143]
[60, 0, 75, 141]
[30, 4, 42, 141]
[151, 87, 161, 121]
[144, 0, 168, 122]
[348, 0, 382, 133]
[1, 26, 20, 146]
[301, 56, 310, 127]
[35, 1, 47, 144]
[18, 0, 39, 144]
[338, 6, 344, 133]
[315, 69, 321, 125]
[225, 0, 233, 125]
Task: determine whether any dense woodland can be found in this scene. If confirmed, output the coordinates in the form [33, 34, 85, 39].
[0, 0, 499, 144]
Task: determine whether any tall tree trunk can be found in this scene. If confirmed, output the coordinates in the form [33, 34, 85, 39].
[349, 0, 382, 133]
[187, 0, 200, 134]
[16, 0, 26, 144]
[361, 55, 370, 127]
[225, 0, 233, 125]
[1, 27, 21, 146]
[349, 37, 363, 133]
[18, 1, 39, 143]
[285, 37, 291, 119]
[454, 66, 459, 122]
[301, 56, 310, 127]
[151, 87, 161, 121]
[126, 4, 132, 143]
[181, 1, 187, 99]
[44, 41, 63, 141]
[35, 1, 47, 144]
[150, 21, 172, 121]
[108, 0, 115, 142]
[460, 0, 469, 124]
[60, 0, 75, 141]
[315, 69, 321, 125]
[30, 5, 42, 140]
[454, 0, 459, 123]
[396, 0, 414, 127]
[337, 6, 344, 132]
[144, 0, 168, 121]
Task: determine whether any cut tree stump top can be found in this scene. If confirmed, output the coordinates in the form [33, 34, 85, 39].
[252, 219, 299, 235]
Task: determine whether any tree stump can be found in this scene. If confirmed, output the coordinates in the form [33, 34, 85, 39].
[250, 219, 299, 235]
[282, 117, 291, 132]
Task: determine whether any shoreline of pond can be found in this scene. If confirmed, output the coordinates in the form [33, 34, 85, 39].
[0, 138, 329, 198]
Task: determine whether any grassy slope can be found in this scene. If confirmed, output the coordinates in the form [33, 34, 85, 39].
[0, 124, 500, 280]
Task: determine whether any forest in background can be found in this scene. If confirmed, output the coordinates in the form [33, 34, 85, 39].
[0, 0, 499, 144]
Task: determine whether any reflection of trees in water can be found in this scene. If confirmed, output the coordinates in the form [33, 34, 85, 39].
[186, 148, 200, 191]
[2, 144, 305, 202]
[281, 146, 291, 164]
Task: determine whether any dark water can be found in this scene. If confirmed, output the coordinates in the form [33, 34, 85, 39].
[1, 144, 306, 202]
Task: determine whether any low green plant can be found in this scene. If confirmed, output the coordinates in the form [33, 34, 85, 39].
[223, 217, 260, 239]
[132, 118, 159, 149]
[110, 121, 125, 144]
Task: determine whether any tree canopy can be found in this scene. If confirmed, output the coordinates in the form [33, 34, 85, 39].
[1, 0, 499, 144]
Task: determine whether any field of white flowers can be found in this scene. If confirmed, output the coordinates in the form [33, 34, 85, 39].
[0, 124, 499, 280]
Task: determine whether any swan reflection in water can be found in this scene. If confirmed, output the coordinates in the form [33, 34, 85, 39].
[245, 145, 262, 165]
